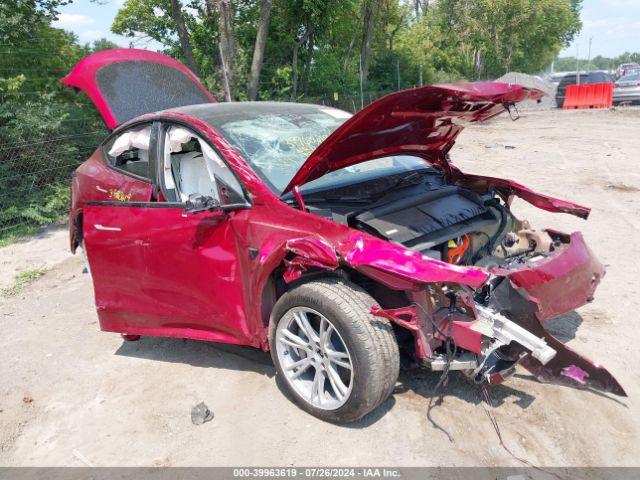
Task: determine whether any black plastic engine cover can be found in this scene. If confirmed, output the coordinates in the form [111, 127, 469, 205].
[354, 186, 488, 245]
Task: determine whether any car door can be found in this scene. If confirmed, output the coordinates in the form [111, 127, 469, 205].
[83, 122, 254, 346]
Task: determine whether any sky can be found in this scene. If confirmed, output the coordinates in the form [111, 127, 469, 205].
[52, 0, 162, 49]
[54, 0, 640, 59]
[560, 0, 640, 58]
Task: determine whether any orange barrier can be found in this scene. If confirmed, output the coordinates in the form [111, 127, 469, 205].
[563, 83, 613, 109]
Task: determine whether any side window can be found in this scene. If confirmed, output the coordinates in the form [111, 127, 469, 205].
[163, 126, 245, 205]
[104, 125, 152, 180]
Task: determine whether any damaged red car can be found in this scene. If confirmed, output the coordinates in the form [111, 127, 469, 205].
[65, 49, 626, 423]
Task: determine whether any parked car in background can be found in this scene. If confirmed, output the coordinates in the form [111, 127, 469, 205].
[616, 63, 640, 79]
[614, 73, 640, 104]
[549, 72, 572, 84]
[62, 49, 625, 423]
[556, 71, 614, 108]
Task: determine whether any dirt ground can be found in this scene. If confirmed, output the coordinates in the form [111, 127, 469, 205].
[1, 107, 639, 467]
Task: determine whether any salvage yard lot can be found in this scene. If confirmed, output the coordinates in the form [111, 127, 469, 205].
[1, 107, 639, 466]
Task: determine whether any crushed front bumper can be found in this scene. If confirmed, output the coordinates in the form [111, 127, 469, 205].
[493, 231, 605, 323]
[486, 232, 625, 396]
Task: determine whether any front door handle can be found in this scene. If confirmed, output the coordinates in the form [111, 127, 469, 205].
[94, 224, 122, 232]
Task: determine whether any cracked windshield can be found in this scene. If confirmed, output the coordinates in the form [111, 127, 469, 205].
[211, 106, 347, 193]
[207, 105, 424, 194]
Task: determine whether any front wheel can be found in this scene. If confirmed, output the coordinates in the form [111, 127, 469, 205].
[269, 278, 399, 423]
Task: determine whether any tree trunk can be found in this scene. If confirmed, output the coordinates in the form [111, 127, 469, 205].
[216, 0, 236, 100]
[302, 33, 314, 97]
[247, 0, 273, 100]
[170, 0, 200, 76]
[473, 49, 484, 80]
[291, 24, 312, 100]
[388, 14, 405, 51]
[342, 29, 358, 74]
[360, 0, 379, 89]
[415, 0, 429, 16]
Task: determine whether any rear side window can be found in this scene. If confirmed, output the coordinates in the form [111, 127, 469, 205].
[588, 73, 612, 83]
[559, 75, 588, 87]
[559, 75, 578, 88]
[104, 125, 152, 180]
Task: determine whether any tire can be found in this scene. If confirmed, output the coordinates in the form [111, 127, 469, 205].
[269, 277, 400, 423]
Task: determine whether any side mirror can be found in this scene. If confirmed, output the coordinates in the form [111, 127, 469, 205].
[185, 194, 220, 214]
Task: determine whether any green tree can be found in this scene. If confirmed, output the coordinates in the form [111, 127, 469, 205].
[434, 0, 582, 79]
[554, 52, 640, 73]
[0, 0, 71, 44]
[0, 2, 107, 242]
[89, 38, 120, 52]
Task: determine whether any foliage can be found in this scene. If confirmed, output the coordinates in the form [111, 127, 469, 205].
[112, 0, 177, 47]
[108, 0, 584, 98]
[0, 0, 71, 44]
[0, 7, 108, 243]
[432, 0, 582, 79]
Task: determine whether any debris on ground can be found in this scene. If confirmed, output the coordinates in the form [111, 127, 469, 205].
[1, 109, 639, 466]
[606, 182, 640, 192]
[484, 143, 516, 150]
[21, 396, 33, 404]
[190, 402, 214, 425]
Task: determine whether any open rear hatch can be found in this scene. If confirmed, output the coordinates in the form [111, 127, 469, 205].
[62, 48, 215, 129]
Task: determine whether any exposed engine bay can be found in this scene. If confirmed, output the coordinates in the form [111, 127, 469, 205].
[301, 167, 558, 266]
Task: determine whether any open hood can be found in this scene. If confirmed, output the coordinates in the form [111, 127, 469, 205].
[62, 48, 215, 129]
[282, 82, 543, 194]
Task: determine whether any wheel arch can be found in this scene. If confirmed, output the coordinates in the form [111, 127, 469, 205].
[257, 258, 412, 350]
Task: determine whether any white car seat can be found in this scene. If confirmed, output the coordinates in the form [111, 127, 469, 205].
[178, 151, 218, 201]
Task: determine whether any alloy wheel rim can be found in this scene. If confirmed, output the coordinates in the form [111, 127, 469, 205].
[276, 307, 354, 410]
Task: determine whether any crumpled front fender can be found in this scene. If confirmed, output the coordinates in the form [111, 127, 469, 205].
[282, 237, 340, 282]
[259, 231, 490, 290]
[252, 230, 491, 350]
[336, 232, 489, 290]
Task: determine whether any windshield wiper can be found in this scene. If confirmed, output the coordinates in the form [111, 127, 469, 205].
[363, 171, 428, 200]
[387, 170, 429, 191]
